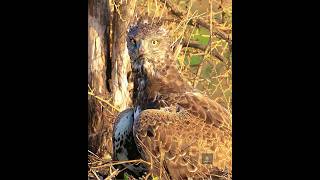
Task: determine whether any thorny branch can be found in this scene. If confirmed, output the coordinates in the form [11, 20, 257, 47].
[159, 0, 230, 62]
[181, 39, 228, 62]
[159, 0, 232, 45]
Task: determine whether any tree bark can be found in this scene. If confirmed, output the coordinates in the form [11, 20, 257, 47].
[111, 0, 137, 111]
[88, 0, 113, 159]
[88, 0, 137, 159]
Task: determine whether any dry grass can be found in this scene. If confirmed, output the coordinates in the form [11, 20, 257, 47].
[89, 0, 232, 179]
[88, 150, 153, 180]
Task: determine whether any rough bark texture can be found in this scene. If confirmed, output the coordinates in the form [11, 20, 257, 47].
[88, 0, 137, 159]
[111, 0, 137, 111]
[88, 0, 114, 159]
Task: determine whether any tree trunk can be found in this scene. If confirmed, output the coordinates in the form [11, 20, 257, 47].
[111, 0, 137, 111]
[88, 0, 137, 159]
[88, 0, 113, 159]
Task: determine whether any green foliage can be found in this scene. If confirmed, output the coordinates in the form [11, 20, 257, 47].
[191, 28, 210, 45]
[189, 55, 202, 65]
[124, 173, 129, 180]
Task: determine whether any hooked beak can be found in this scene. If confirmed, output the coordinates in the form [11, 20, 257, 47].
[137, 41, 146, 57]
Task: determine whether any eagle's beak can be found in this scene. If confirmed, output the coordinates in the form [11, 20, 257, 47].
[138, 41, 146, 57]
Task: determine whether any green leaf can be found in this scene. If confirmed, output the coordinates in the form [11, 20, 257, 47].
[124, 173, 129, 180]
[191, 35, 209, 45]
[191, 27, 210, 45]
[190, 55, 202, 65]
[198, 27, 210, 35]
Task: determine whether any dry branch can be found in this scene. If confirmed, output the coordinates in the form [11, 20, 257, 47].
[88, 91, 121, 112]
[159, 0, 232, 44]
[181, 39, 228, 62]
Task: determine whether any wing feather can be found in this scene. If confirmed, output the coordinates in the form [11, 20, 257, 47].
[133, 109, 232, 179]
[156, 92, 232, 134]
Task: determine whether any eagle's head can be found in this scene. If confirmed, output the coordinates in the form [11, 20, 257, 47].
[127, 17, 172, 78]
[127, 17, 191, 109]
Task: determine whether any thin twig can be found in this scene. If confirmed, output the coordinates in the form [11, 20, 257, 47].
[159, 0, 231, 44]
[104, 169, 119, 180]
[91, 169, 102, 180]
[181, 40, 228, 62]
[91, 159, 151, 169]
[88, 150, 101, 159]
[88, 91, 121, 112]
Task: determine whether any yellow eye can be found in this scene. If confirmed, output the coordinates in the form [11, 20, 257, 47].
[151, 40, 158, 45]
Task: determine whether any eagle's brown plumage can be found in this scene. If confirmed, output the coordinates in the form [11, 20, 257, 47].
[135, 107, 231, 179]
[113, 17, 231, 180]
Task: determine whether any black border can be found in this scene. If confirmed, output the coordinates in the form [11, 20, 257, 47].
[2, 0, 318, 179]
[2, 0, 88, 179]
[232, 1, 318, 179]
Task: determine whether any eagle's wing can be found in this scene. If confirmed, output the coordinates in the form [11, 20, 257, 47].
[157, 91, 232, 134]
[133, 109, 232, 180]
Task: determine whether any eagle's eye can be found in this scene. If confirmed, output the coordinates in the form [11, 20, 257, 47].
[151, 40, 158, 46]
